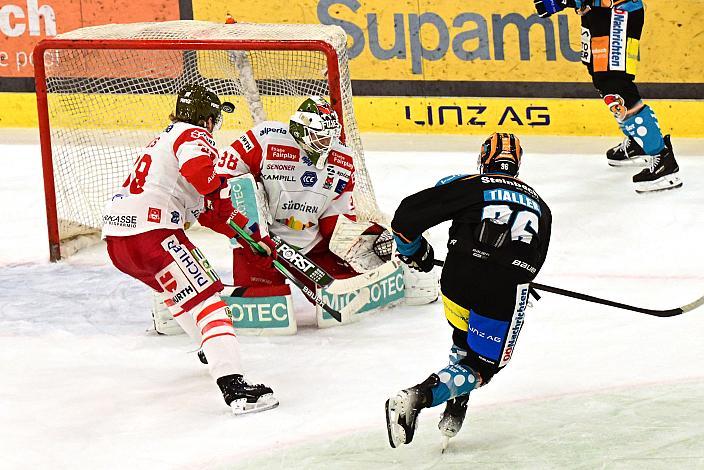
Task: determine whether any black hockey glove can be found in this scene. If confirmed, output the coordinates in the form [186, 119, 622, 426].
[533, 0, 579, 17]
[398, 237, 435, 273]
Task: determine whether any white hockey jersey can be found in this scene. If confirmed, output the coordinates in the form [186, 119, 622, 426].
[102, 121, 221, 238]
[217, 121, 356, 253]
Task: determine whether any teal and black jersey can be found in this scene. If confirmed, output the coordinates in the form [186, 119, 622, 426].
[392, 173, 551, 283]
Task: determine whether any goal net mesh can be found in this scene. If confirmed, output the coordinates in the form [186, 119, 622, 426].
[38, 21, 381, 250]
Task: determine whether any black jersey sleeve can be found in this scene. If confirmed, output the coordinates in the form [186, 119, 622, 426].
[391, 175, 480, 244]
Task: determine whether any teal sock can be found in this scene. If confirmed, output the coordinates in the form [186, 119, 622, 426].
[430, 363, 479, 407]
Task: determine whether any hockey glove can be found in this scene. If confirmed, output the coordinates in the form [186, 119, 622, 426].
[534, 0, 577, 17]
[248, 222, 277, 259]
[397, 236, 435, 273]
[199, 181, 238, 238]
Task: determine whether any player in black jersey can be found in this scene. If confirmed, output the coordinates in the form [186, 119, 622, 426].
[385, 133, 552, 450]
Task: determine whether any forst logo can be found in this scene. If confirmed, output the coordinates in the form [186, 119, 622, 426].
[278, 244, 315, 272]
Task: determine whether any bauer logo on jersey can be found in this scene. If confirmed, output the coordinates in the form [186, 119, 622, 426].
[300, 171, 318, 187]
[483, 189, 541, 214]
[147, 207, 162, 223]
[267, 144, 300, 162]
[609, 9, 628, 71]
[328, 151, 354, 172]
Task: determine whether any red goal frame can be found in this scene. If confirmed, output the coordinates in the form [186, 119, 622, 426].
[34, 38, 346, 262]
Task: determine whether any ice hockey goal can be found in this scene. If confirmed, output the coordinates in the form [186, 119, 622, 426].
[34, 20, 382, 261]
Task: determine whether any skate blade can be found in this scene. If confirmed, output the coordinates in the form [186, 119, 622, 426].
[634, 173, 683, 193]
[608, 156, 649, 167]
[230, 394, 279, 415]
[441, 435, 449, 453]
[385, 398, 405, 448]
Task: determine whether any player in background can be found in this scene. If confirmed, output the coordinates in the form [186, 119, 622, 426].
[216, 97, 359, 298]
[385, 133, 552, 449]
[534, 0, 681, 193]
[102, 84, 278, 414]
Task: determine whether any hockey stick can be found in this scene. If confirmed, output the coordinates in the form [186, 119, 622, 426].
[272, 233, 399, 296]
[432, 259, 704, 317]
[227, 220, 342, 322]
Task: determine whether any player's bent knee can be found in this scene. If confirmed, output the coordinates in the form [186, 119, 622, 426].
[155, 233, 224, 313]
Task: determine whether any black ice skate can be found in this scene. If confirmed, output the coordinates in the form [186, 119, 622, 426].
[216, 374, 279, 415]
[385, 374, 437, 448]
[606, 136, 649, 167]
[632, 135, 682, 193]
[438, 395, 469, 452]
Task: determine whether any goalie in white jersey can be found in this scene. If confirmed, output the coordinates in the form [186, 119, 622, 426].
[216, 97, 359, 297]
[102, 84, 278, 414]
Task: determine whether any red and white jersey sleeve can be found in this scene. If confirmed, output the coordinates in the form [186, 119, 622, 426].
[102, 121, 220, 238]
[219, 121, 357, 253]
[215, 129, 263, 179]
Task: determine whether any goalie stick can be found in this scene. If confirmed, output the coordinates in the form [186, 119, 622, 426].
[432, 259, 704, 317]
[227, 220, 342, 322]
[271, 232, 400, 295]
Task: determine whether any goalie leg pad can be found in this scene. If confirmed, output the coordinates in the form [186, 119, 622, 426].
[221, 284, 297, 336]
[151, 292, 185, 336]
[317, 263, 405, 328]
[401, 264, 439, 306]
[329, 218, 392, 272]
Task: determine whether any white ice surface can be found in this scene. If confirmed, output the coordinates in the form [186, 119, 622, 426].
[1, 131, 703, 469]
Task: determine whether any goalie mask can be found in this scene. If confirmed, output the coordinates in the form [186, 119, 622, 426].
[478, 132, 523, 177]
[289, 97, 342, 169]
[175, 84, 235, 132]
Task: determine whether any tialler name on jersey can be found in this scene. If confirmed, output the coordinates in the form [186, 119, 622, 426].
[483, 189, 541, 214]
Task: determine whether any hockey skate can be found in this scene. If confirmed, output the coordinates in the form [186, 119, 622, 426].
[216, 374, 279, 415]
[385, 374, 437, 448]
[632, 135, 682, 193]
[197, 349, 208, 365]
[438, 395, 469, 452]
[606, 137, 648, 167]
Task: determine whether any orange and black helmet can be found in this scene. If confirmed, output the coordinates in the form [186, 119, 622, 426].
[478, 132, 523, 177]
